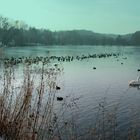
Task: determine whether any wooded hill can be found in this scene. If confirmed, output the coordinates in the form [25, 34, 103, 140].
[0, 15, 140, 46]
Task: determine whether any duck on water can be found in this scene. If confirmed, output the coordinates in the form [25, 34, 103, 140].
[129, 76, 140, 87]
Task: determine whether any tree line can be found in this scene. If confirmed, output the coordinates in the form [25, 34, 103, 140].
[0, 15, 140, 46]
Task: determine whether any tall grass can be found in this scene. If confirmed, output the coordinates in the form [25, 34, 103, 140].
[0, 61, 63, 140]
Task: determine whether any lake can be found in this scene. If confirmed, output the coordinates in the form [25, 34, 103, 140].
[1, 45, 140, 139]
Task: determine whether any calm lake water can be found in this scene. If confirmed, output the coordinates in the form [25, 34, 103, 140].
[1, 45, 140, 139]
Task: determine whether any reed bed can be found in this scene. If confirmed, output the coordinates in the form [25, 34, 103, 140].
[0, 60, 64, 140]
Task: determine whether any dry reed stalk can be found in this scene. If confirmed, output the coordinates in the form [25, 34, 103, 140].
[0, 60, 62, 140]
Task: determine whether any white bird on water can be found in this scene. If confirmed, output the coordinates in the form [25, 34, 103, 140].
[129, 76, 140, 87]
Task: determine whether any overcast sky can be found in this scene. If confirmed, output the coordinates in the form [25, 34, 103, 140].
[0, 0, 140, 34]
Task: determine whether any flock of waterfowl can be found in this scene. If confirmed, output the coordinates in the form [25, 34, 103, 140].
[1, 52, 140, 88]
[2, 53, 120, 66]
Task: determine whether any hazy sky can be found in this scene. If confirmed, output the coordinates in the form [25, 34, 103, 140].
[0, 0, 140, 34]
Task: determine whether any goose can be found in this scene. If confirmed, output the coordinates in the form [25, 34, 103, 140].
[129, 76, 140, 87]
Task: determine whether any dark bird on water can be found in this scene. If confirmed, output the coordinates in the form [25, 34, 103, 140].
[56, 86, 61, 90]
[57, 97, 63, 101]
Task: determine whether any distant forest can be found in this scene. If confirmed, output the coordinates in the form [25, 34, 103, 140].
[0, 15, 140, 46]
